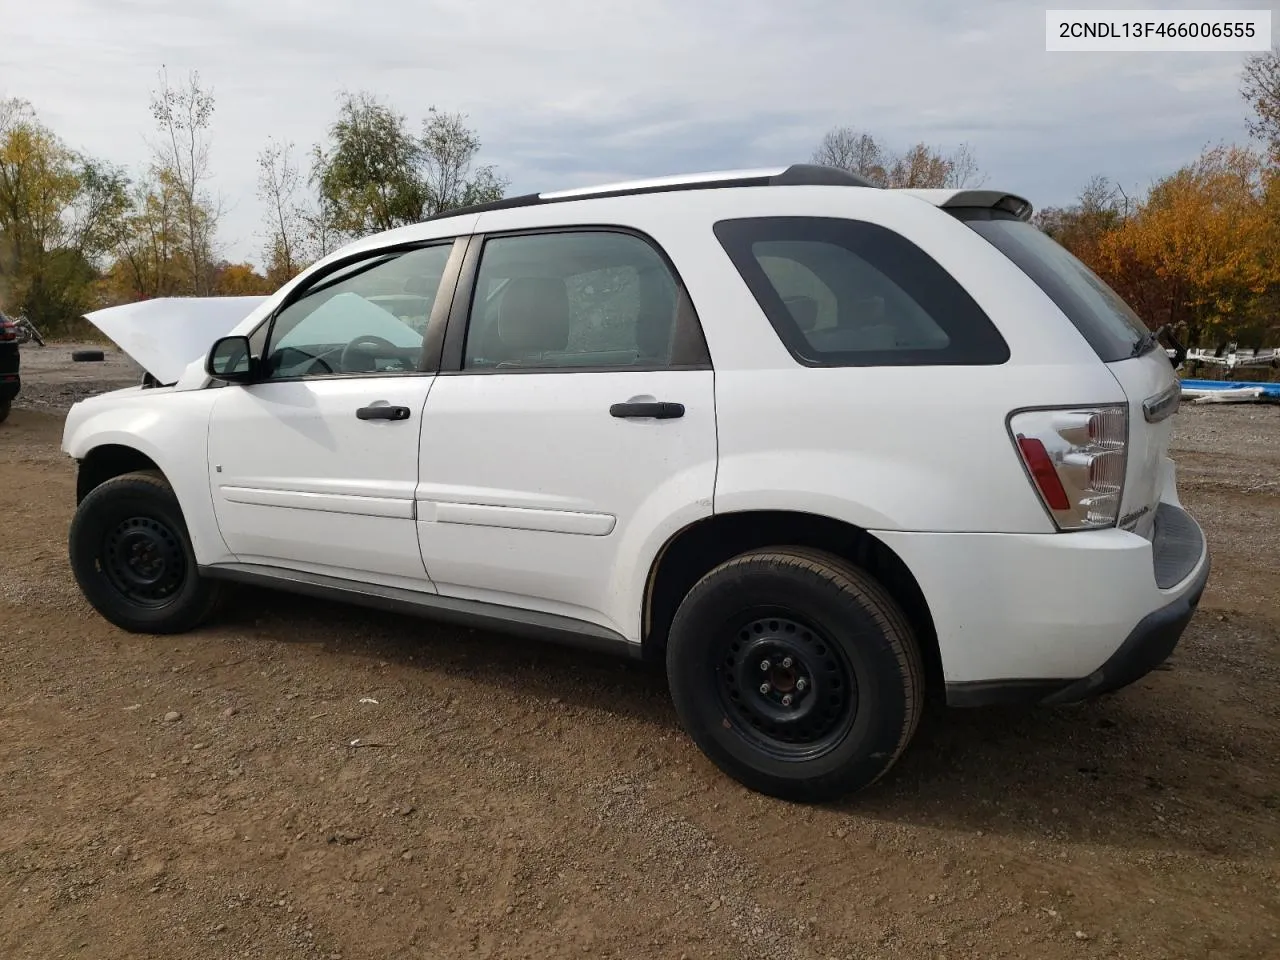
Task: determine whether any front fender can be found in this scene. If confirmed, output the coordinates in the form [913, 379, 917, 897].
[62, 388, 233, 565]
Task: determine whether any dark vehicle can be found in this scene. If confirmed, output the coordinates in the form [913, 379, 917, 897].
[0, 314, 19, 423]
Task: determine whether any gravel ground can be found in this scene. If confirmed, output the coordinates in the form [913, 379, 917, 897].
[10, 341, 142, 411]
[0, 357, 1277, 960]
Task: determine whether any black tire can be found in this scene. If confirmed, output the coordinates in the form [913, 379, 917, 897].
[0, 398, 10, 424]
[69, 471, 220, 634]
[72, 349, 105, 362]
[666, 547, 924, 802]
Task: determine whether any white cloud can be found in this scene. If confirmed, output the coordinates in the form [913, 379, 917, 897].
[2, 0, 1259, 263]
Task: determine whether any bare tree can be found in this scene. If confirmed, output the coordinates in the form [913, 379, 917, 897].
[1079, 174, 1118, 214]
[1241, 46, 1280, 158]
[149, 67, 218, 294]
[419, 107, 508, 215]
[944, 143, 984, 188]
[813, 126, 984, 189]
[0, 96, 33, 139]
[302, 144, 341, 260]
[885, 143, 951, 188]
[256, 137, 305, 284]
[812, 126, 887, 184]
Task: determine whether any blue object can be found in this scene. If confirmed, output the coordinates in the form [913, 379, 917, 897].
[1180, 378, 1280, 398]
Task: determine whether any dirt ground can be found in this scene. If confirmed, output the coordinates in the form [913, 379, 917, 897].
[2, 343, 1278, 960]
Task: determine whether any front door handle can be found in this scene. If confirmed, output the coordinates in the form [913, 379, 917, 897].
[356, 405, 411, 421]
[609, 401, 685, 420]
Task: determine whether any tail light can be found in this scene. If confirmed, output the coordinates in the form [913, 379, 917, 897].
[0, 322, 14, 342]
[1009, 405, 1127, 530]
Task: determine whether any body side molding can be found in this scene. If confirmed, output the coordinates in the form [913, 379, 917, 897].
[200, 562, 639, 658]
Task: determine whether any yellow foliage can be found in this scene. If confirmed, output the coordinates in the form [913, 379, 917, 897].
[1096, 146, 1280, 338]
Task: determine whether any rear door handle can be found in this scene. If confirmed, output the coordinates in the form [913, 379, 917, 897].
[609, 401, 685, 420]
[356, 405, 411, 421]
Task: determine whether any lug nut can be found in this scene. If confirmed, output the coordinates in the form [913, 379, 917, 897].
[782, 657, 793, 669]
[759, 683, 771, 694]
[796, 678, 808, 692]
[781, 694, 793, 707]
[760, 660, 771, 671]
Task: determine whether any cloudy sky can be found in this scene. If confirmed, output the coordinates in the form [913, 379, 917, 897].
[2, 0, 1268, 265]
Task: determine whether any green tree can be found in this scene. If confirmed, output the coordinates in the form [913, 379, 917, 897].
[315, 91, 425, 237]
[102, 169, 191, 303]
[0, 98, 129, 329]
[313, 92, 507, 240]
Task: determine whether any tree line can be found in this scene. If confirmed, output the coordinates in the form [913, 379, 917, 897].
[2, 49, 1278, 347]
[809, 51, 1280, 350]
[1026, 50, 1279, 349]
[0, 70, 507, 333]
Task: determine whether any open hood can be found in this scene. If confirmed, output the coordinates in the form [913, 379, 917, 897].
[84, 296, 269, 385]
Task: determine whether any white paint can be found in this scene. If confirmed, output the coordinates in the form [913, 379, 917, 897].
[83, 296, 268, 384]
[424, 501, 617, 536]
[415, 367, 716, 641]
[65, 180, 1208, 685]
[207, 377, 436, 584]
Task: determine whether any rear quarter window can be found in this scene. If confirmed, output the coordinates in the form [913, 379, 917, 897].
[713, 216, 1009, 367]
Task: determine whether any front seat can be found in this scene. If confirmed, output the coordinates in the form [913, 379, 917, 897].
[496, 277, 571, 365]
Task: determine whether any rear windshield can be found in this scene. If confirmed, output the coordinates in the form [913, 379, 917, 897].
[953, 209, 1148, 362]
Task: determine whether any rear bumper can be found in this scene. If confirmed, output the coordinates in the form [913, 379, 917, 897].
[1040, 548, 1208, 704]
[945, 547, 1209, 707]
[873, 499, 1210, 707]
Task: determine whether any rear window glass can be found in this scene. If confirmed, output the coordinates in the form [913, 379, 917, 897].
[954, 209, 1148, 362]
[713, 217, 1009, 367]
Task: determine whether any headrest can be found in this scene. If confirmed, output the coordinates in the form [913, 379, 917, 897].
[403, 273, 438, 296]
[784, 295, 819, 331]
[498, 278, 570, 354]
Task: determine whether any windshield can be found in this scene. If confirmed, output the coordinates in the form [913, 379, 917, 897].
[955, 209, 1149, 362]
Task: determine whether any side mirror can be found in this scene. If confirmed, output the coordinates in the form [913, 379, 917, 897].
[206, 335, 257, 382]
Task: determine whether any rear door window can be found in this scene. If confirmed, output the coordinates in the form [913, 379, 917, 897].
[461, 230, 709, 371]
[713, 216, 1009, 367]
[953, 208, 1148, 362]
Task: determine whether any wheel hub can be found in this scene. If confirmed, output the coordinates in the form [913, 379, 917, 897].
[718, 615, 857, 756]
[102, 516, 185, 606]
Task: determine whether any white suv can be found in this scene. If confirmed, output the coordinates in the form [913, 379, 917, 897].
[62, 164, 1209, 801]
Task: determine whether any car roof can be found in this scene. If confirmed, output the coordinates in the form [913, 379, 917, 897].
[326, 164, 1033, 263]
[419, 164, 1032, 228]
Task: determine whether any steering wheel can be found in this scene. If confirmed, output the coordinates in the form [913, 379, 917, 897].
[339, 335, 401, 373]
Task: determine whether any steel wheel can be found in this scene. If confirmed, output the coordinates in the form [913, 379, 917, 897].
[101, 515, 187, 607]
[717, 612, 857, 760]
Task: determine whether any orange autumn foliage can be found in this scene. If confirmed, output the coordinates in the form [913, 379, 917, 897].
[1091, 146, 1280, 344]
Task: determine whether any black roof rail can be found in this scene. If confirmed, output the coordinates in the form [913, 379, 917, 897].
[767, 164, 880, 188]
[419, 163, 880, 224]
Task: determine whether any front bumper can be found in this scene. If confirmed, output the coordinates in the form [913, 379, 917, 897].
[874, 499, 1211, 708]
